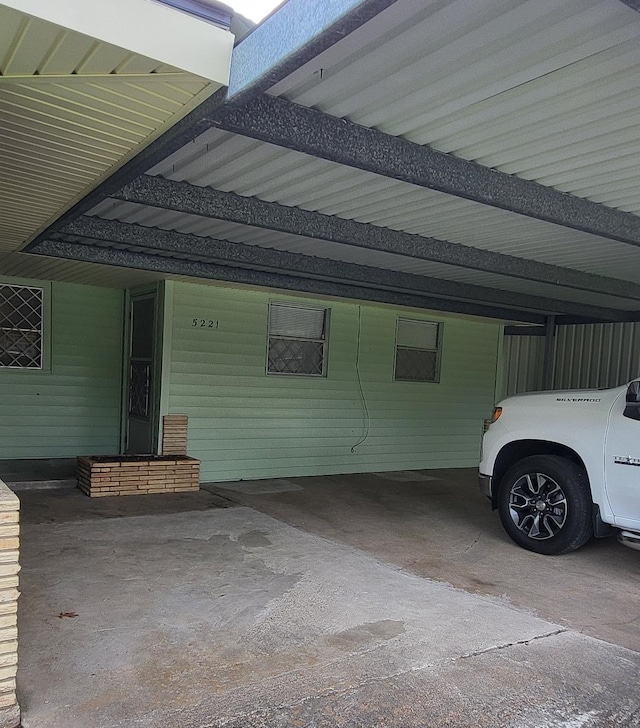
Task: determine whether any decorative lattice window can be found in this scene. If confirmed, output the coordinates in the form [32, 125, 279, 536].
[129, 361, 152, 418]
[394, 318, 441, 383]
[0, 284, 44, 369]
[267, 302, 328, 376]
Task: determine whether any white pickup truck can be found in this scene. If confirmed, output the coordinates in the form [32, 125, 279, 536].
[479, 379, 640, 554]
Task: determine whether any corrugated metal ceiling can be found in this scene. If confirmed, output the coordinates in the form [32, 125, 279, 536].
[85, 200, 637, 312]
[137, 129, 640, 287]
[10, 0, 640, 322]
[270, 0, 640, 214]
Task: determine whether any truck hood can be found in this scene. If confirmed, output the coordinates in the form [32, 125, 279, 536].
[498, 383, 628, 410]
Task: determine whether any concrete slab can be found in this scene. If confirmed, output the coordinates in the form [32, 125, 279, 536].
[214, 631, 640, 728]
[207, 468, 640, 653]
[15, 489, 640, 728]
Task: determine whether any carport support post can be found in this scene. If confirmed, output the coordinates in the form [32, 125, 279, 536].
[542, 316, 556, 390]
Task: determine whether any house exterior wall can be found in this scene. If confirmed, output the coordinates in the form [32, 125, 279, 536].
[0, 278, 124, 459]
[163, 281, 501, 482]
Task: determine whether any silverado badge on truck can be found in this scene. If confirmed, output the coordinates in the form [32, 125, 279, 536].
[479, 379, 640, 555]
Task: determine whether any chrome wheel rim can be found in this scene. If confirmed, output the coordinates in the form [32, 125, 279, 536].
[508, 472, 568, 541]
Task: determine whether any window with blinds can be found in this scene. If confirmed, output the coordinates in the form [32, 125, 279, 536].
[0, 284, 44, 369]
[267, 302, 328, 376]
[394, 318, 441, 382]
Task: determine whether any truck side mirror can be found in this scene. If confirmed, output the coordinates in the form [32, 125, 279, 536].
[624, 382, 640, 421]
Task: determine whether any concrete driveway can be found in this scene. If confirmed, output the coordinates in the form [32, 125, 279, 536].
[16, 470, 640, 727]
[207, 468, 640, 652]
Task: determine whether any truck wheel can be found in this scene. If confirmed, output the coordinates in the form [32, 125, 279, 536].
[497, 455, 593, 555]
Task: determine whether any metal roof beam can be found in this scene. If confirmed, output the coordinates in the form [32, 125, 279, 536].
[112, 175, 640, 303]
[504, 326, 546, 336]
[227, 0, 400, 104]
[210, 93, 640, 249]
[59, 216, 623, 321]
[32, 238, 544, 323]
[23, 0, 397, 250]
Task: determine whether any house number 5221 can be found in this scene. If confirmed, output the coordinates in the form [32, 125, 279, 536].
[192, 319, 218, 329]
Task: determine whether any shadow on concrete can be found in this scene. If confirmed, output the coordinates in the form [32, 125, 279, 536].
[18, 486, 234, 525]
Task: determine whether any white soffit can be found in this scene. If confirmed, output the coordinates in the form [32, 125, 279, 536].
[270, 0, 640, 215]
[0, 251, 167, 288]
[0, 0, 233, 83]
[0, 2, 233, 263]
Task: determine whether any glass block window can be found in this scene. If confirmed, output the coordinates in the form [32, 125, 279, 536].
[267, 302, 328, 376]
[0, 284, 43, 369]
[394, 318, 441, 383]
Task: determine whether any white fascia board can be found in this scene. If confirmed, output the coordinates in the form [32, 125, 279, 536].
[1, 0, 233, 84]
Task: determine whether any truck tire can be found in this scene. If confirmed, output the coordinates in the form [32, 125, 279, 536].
[497, 455, 593, 555]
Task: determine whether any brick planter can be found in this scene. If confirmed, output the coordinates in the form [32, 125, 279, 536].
[76, 455, 200, 497]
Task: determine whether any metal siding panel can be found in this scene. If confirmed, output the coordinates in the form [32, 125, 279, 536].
[0, 280, 124, 458]
[507, 322, 640, 396]
[501, 334, 546, 398]
[166, 282, 500, 481]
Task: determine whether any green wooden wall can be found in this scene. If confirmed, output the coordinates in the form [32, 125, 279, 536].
[0, 279, 124, 459]
[164, 282, 501, 482]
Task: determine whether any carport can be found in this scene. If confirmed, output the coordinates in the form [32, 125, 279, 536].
[24, 0, 640, 330]
[3, 0, 640, 725]
[22, 1, 640, 317]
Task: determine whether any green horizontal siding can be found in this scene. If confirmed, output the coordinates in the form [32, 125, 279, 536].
[166, 282, 500, 482]
[0, 279, 124, 459]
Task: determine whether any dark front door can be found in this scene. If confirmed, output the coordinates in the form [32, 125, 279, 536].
[126, 294, 157, 454]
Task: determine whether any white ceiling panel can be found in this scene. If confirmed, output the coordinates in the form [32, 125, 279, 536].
[140, 129, 640, 287]
[84, 200, 638, 312]
[269, 0, 640, 215]
[8, 0, 640, 316]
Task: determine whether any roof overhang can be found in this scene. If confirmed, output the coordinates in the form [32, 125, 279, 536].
[9, 0, 640, 324]
[0, 0, 233, 270]
[1, 0, 233, 82]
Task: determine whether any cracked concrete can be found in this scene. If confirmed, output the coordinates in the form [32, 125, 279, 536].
[210, 630, 640, 728]
[15, 482, 640, 728]
[458, 628, 568, 659]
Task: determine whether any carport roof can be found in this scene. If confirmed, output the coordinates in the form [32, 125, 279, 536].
[15, 0, 640, 323]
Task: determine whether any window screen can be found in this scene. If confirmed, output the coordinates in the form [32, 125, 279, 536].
[0, 284, 44, 369]
[268, 303, 328, 376]
[394, 318, 440, 382]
